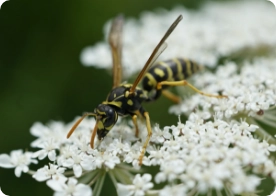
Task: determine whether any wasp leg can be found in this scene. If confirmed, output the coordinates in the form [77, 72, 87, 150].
[162, 90, 181, 104]
[138, 109, 152, 166]
[157, 80, 227, 99]
[132, 114, 139, 137]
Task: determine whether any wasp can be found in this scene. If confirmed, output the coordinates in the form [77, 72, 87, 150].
[67, 14, 226, 165]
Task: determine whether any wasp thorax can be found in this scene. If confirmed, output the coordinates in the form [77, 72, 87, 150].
[95, 104, 118, 140]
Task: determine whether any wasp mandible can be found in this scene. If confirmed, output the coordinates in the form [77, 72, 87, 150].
[67, 14, 226, 165]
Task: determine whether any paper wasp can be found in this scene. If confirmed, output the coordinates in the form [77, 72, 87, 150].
[67, 14, 226, 165]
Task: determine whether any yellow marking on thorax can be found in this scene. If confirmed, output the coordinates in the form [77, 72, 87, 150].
[127, 99, 133, 106]
[159, 62, 173, 81]
[113, 94, 125, 101]
[154, 68, 165, 77]
[144, 73, 157, 87]
[125, 91, 130, 98]
[103, 101, 122, 108]
[121, 83, 132, 88]
[173, 58, 185, 80]
[184, 58, 192, 76]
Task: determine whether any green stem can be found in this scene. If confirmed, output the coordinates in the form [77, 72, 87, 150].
[91, 170, 106, 196]
[27, 170, 36, 175]
[108, 170, 118, 189]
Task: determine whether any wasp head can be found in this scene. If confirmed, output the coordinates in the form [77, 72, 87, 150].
[94, 104, 118, 141]
[66, 104, 118, 149]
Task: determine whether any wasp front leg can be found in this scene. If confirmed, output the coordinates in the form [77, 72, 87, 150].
[132, 114, 139, 137]
[137, 108, 152, 166]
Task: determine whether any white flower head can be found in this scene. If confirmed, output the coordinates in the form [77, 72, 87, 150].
[60, 148, 89, 178]
[1, 2, 276, 195]
[117, 173, 153, 196]
[92, 150, 121, 170]
[30, 121, 69, 148]
[0, 149, 38, 177]
[151, 124, 171, 143]
[32, 139, 59, 161]
[159, 184, 187, 196]
[170, 58, 276, 123]
[47, 177, 92, 196]
[81, 1, 276, 76]
[33, 163, 66, 182]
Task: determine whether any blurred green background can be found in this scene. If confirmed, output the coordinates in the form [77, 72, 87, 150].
[2, 0, 274, 196]
[0, 0, 208, 195]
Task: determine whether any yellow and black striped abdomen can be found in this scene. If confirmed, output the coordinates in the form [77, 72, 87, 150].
[142, 58, 202, 93]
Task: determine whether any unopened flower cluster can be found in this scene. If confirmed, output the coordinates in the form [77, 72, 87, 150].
[1, 1, 276, 196]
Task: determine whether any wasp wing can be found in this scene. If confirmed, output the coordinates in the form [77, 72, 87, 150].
[109, 15, 124, 89]
[130, 15, 183, 93]
[132, 41, 167, 88]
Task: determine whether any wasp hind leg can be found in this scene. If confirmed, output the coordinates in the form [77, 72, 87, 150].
[137, 107, 152, 166]
[162, 90, 181, 104]
[157, 80, 227, 99]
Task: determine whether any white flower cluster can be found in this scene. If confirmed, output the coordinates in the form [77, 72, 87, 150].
[1, 1, 276, 195]
[81, 1, 276, 76]
[0, 113, 276, 195]
[148, 114, 276, 195]
[117, 173, 153, 196]
[169, 57, 276, 143]
[0, 150, 37, 177]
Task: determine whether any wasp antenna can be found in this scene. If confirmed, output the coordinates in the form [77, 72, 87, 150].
[67, 112, 96, 138]
[130, 14, 183, 93]
[90, 120, 99, 148]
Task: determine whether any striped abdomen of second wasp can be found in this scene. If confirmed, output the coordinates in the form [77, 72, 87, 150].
[141, 58, 202, 101]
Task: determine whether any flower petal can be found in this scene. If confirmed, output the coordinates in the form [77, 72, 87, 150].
[48, 150, 56, 161]
[33, 169, 49, 181]
[47, 179, 65, 192]
[75, 184, 93, 196]
[15, 166, 22, 177]
[117, 183, 134, 196]
[73, 164, 82, 178]
[0, 154, 14, 168]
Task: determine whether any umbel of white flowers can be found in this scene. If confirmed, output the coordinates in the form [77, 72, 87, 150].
[1, 1, 276, 196]
[0, 112, 276, 196]
[81, 1, 276, 76]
